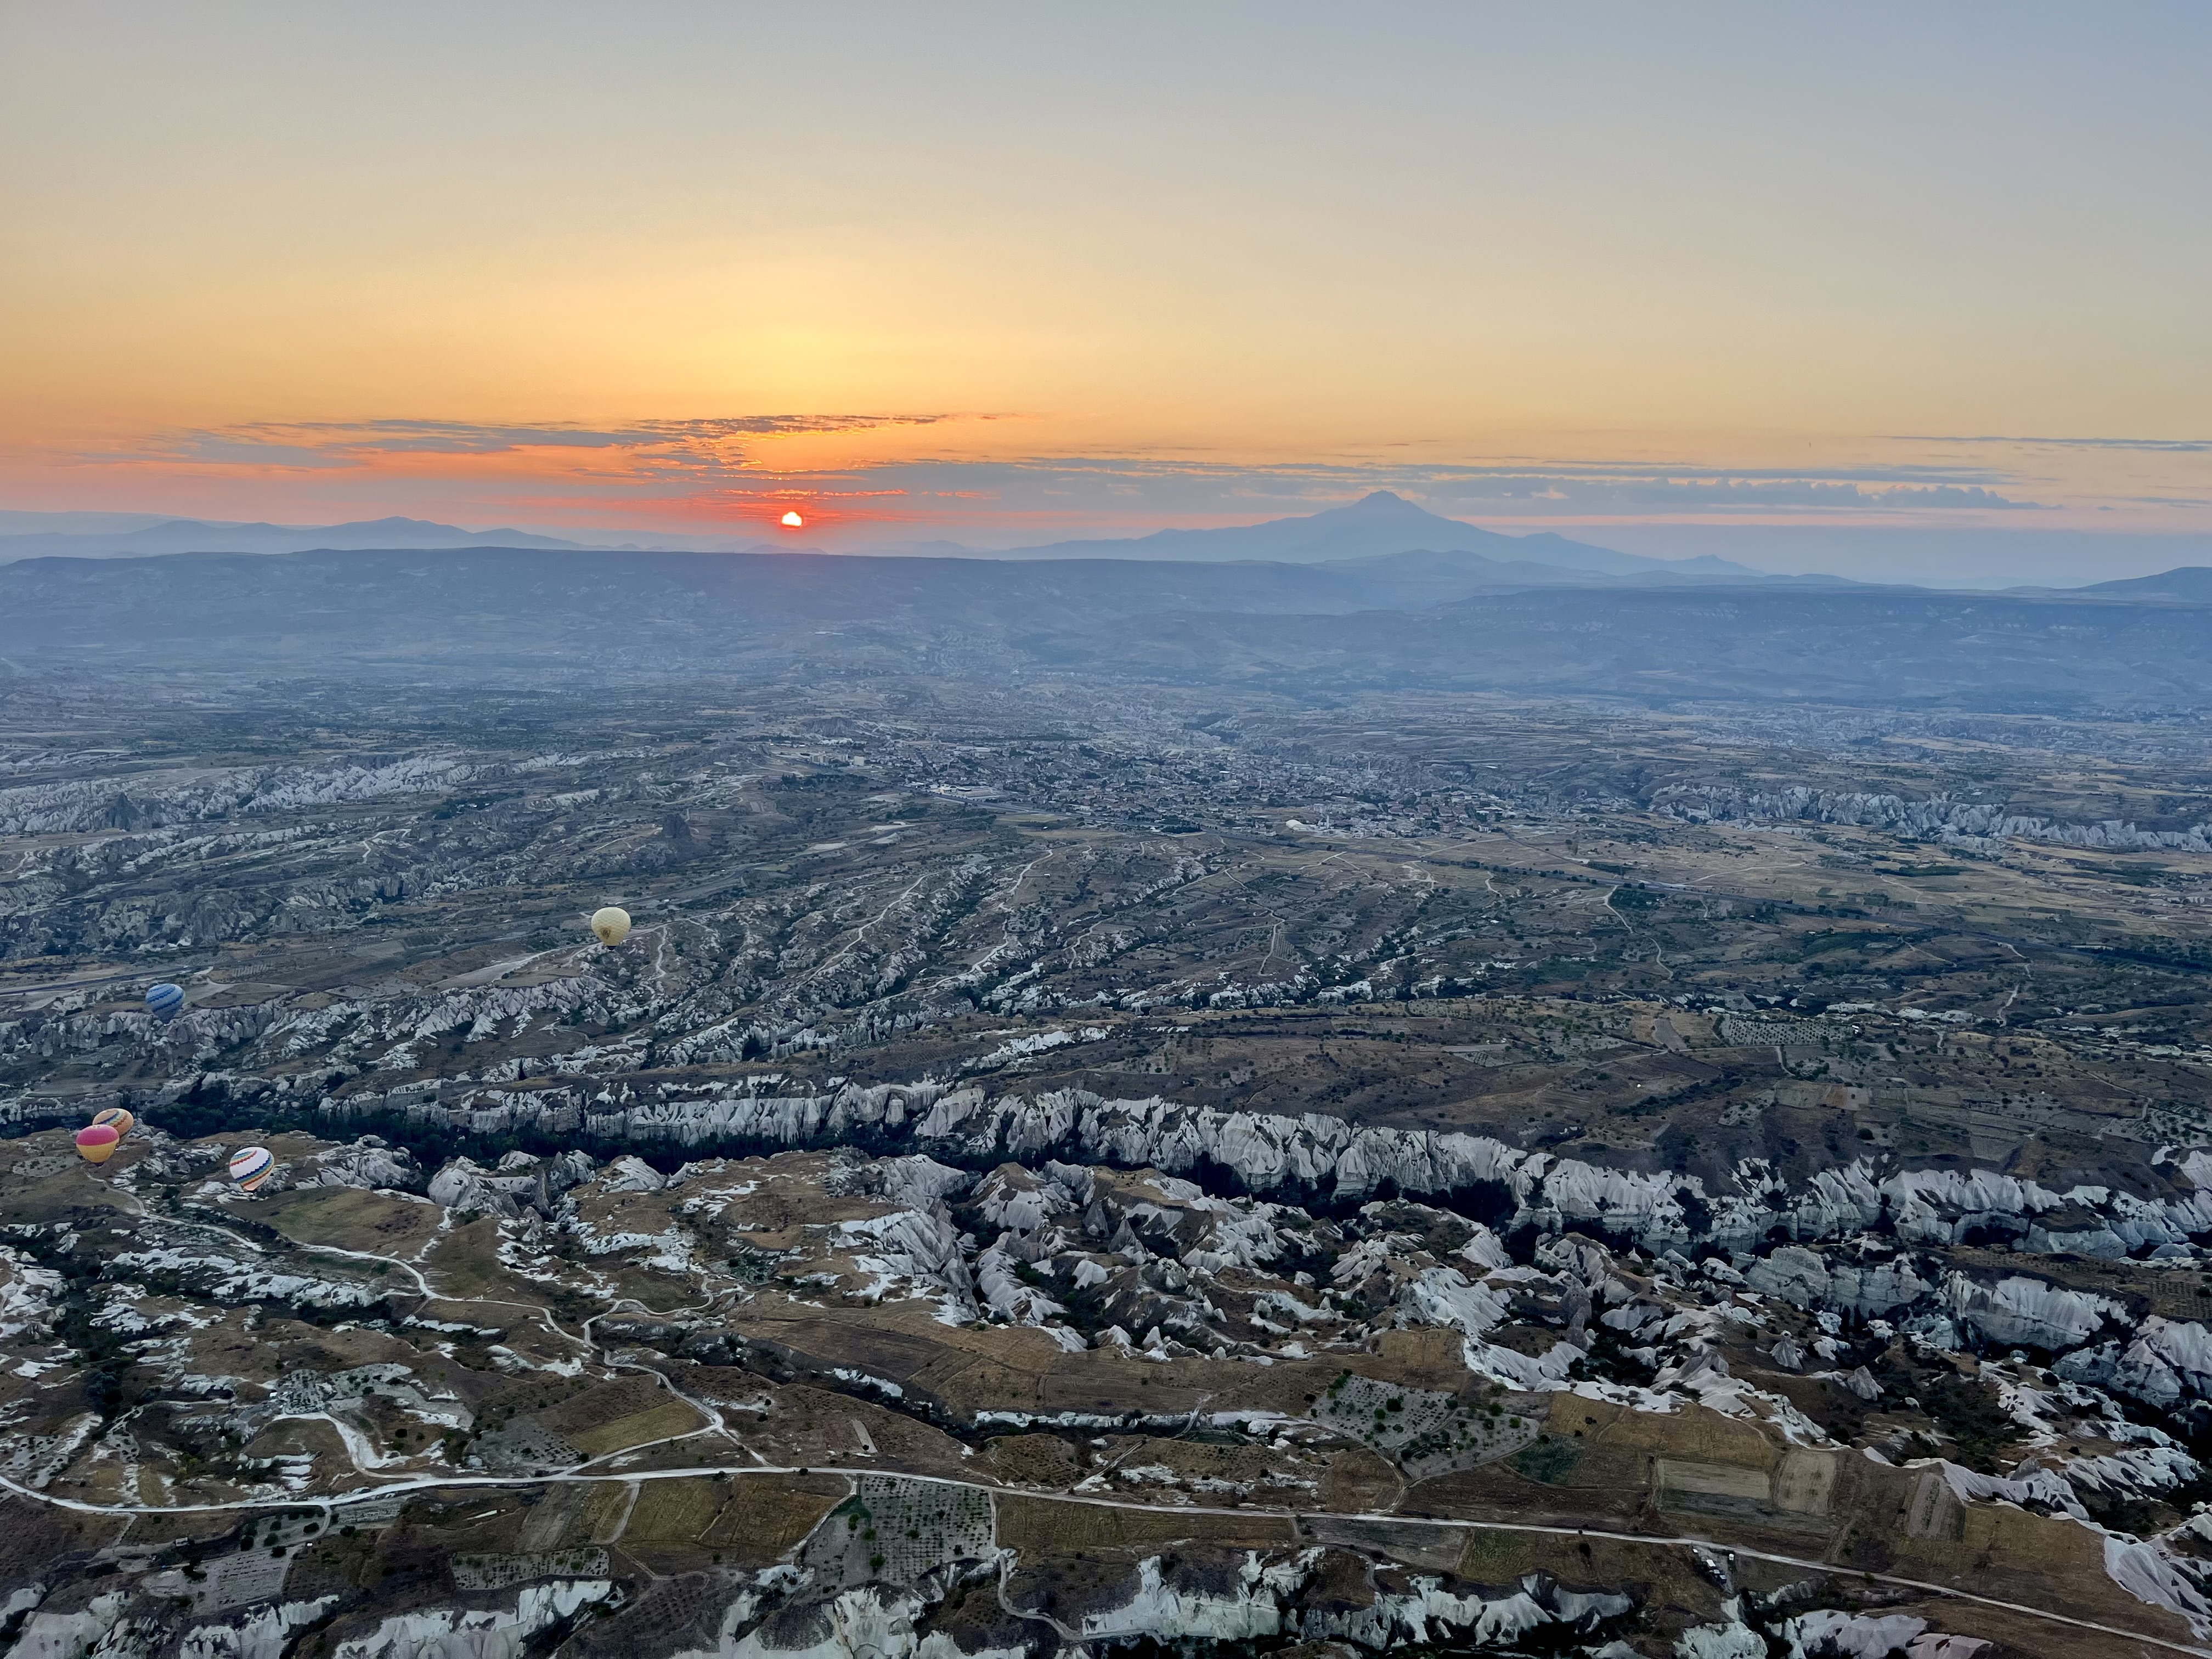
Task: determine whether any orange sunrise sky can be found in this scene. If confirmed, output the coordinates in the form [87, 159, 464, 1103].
[2, 3, 2207, 575]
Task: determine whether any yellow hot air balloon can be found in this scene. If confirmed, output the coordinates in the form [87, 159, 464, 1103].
[590, 906, 633, 946]
[76, 1124, 121, 1165]
[92, 1107, 136, 1139]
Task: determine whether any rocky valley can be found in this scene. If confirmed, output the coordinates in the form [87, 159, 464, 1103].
[3, 582, 2212, 1659]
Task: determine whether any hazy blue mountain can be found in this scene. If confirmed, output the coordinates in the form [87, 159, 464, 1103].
[1588, 523, 2212, 590]
[1313, 544, 1866, 606]
[0, 514, 597, 560]
[1311, 545, 1598, 605]
[0, 495, 1767, 575]
[0, 509, 203, 535]
[2076, 566, 2212, 602]
[1052, 583, 2212, 712]
[0, 546, 1384, 654]
[4, 543, 2206, 713]
[995, 489, 1762, 575]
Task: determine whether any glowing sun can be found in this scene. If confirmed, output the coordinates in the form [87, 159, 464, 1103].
[780, 510, 804, 528]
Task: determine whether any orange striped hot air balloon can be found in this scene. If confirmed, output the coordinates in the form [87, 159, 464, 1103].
[75, 1123, 121, 1165]
[91, 1107, 136, 1139]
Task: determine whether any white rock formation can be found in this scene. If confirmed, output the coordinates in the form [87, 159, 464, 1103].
[329, 1578, 616, 1659]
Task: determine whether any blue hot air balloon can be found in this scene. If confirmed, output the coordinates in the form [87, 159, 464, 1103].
[145, 983, 185, 1022]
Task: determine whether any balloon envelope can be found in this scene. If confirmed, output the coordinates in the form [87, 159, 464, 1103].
[75, 1124, 120, 1164]
[228, 1146, 274, 1190]
[91, 1107, 136, 1138]
[145, 983, 185, 1021]
[590, 906, 633, 946]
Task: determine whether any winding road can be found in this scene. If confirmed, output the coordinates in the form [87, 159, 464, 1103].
[0, 1460, 2200, 1656]
[14, 1170, 2205, 1656]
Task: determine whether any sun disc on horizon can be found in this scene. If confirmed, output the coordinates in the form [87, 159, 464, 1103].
[780, 510, 804, 528]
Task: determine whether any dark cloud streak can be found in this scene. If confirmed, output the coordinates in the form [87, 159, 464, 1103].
[114, 414, 977, 474]
[1889, 433, 2211, 453]
[736, 457, 2046, 516]
[72, 419, 2057, 524]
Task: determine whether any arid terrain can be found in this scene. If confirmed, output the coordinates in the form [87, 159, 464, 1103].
[4, 662, 2212, 1658]
[12, 0, 2210, 1647]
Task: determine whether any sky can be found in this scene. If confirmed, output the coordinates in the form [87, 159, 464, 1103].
[2, 3, 2208, 578]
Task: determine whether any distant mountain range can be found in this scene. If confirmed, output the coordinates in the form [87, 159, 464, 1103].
[0, 494, 1754, 581]
[0, 499, 2199, 610]
[0, 514, 781, 561]
[0, 515, 595, 560]
[990, 490, 1763, 578]
[5, 543, 2210, 713]
[2075, 566, 2212, 602]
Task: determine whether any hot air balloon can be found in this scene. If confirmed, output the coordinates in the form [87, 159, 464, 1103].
[590, 906, 632, 946]
[228, 1146, 274, 1192]
[75, 1124, 121, 1165]
[145, 983, 185, 1021]
[91, 1107, 136, 1139]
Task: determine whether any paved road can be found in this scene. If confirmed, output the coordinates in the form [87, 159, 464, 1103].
[0, 968, 189, 999]
[0, 1462, 2202, 1656]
